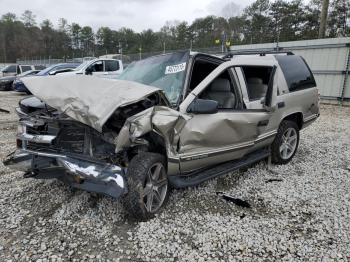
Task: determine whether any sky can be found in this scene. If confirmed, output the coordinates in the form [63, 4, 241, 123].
[0, 0, 255, 32]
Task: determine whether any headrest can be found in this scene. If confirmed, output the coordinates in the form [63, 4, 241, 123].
[209, 78, 231, 92]
[247, 77, 263, 84]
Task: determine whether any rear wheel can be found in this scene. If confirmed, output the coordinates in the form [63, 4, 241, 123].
[271, 120, 299, 164]
[123, 152, 169, 220]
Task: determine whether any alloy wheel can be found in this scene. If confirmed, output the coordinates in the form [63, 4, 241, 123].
[279, 127, 298, 160]
[143, 162, 168, 213]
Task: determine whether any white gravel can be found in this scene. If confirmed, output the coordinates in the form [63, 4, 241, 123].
[0, 91, 349, 261]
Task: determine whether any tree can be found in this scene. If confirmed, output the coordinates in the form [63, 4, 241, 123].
[21, 10, 36, 27]
[70, 23, 81, 50]
[1, 13, 17, 22]
[80, 26, 95, 56]
[328, 0, 350, 37]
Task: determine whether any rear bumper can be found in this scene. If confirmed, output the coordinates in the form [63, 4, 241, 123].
[3, 149, 127, 198]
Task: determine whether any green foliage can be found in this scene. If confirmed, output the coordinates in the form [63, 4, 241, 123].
[0, 0, 348, 62]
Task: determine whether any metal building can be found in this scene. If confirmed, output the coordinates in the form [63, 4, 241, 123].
[229, 37, 350, 104]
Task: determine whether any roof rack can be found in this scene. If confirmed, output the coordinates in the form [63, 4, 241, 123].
[223, 50, 294, 59]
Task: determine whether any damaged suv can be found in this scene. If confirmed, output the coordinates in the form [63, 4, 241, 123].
[4, 51, 319, 220]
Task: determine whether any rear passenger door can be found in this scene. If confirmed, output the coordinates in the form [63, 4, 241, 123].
[178, 65, 274, 173]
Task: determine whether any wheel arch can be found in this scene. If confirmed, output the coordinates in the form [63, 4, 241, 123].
[142, 131, 180, 175]
[281, 112, 303, 130]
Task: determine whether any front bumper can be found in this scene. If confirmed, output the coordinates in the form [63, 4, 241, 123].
[3, 149, 127, 198]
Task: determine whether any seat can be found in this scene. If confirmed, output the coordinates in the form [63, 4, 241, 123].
[203, 78, 236, 108]
[247, 77, 268, 100]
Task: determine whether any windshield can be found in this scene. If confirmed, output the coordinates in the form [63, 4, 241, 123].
[117, 51, 189, 104]
[36, 65, 58, 76]
[74, 61, 90, 71]
[36, 64, 79, 75]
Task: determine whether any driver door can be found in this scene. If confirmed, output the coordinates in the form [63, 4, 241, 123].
[86, 60, 104, 76]
[178, 63, 277, 173]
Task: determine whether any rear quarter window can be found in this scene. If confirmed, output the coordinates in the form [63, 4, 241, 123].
[275, 55, 316, 92]
[105, 60, 119, 71]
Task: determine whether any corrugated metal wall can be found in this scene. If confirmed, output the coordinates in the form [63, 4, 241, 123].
[229, 37, 350, 101]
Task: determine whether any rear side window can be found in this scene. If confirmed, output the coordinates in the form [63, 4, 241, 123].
[21, 66, 32, 72]
[105, 60, 119, 71]
[34, 65, 46, 70]
[275, 55, 316, 92]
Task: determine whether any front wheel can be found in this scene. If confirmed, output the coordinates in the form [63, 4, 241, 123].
[271, 120, 300, 164]
[123, 152, 169, 220]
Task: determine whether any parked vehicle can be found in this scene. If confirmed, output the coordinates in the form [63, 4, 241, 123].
[13, 63, 80, 94]
[60, 58, 123, 77]
[0, 70, 40, 91]
[0, 64, 45, 77]
[4, 51, 319, 220]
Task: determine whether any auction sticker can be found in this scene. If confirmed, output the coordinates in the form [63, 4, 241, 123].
[165, 62, 186, 74]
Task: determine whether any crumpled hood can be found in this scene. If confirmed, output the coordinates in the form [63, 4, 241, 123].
[22, 75, 162, 132]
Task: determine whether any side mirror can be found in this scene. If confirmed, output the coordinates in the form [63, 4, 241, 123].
[187, 99, 218, 114]
[2, 70, 7, 73]
[48, 71, 56, 75]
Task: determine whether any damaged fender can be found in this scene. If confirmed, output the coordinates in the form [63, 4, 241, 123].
[116, 106, 191, 158]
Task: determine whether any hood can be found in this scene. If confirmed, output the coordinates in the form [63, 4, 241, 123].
[22, 75, 162, 132]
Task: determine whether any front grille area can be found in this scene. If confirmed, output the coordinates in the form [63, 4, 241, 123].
[21, 119, 116, 159]
[55, 127, 86, 154]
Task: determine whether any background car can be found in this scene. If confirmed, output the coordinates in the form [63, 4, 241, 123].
[0, 70, 40, 91]
[60, 58, 123, 78]
[0, 64, 45, 77]
[14, 63, 81, 94]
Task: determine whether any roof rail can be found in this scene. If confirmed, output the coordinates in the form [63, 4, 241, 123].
[223, 50, 294, 59]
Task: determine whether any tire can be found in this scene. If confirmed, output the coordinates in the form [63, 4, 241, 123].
[271, 120, 300, 165]
[123, 152, 169, 220]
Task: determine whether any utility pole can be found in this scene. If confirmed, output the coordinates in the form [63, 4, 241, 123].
[319, 0, 330, 38]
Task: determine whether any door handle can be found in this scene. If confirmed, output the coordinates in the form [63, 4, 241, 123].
[258, 119, 269, 126]
[277, 102, 285, 108]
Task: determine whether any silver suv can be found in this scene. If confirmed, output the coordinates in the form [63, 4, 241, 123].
[4, 51, 319, 220]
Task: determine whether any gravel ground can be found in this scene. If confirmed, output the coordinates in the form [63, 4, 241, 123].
[0, 91, 349, 261]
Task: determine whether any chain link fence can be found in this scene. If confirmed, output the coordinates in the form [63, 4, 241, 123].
[16, 46, 225, 67]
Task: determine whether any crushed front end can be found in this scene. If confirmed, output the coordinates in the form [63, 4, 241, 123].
[4, 107, 127, 198]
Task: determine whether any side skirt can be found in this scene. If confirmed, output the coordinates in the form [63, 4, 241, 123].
[168, 148, 270, 188]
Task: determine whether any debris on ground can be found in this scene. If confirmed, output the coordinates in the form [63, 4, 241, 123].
[0, 91, 349, 261]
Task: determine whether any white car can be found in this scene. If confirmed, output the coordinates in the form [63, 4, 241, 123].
[61, 58, 123, 78]
[0, 64, 45, 77]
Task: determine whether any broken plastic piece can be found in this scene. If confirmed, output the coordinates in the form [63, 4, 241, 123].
[217, 192, 251, 208]
[0, 108, 10, 114]
[265, 178, 283, 183]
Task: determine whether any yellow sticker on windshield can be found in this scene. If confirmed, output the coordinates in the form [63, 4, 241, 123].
[165, 62, 186, 74]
